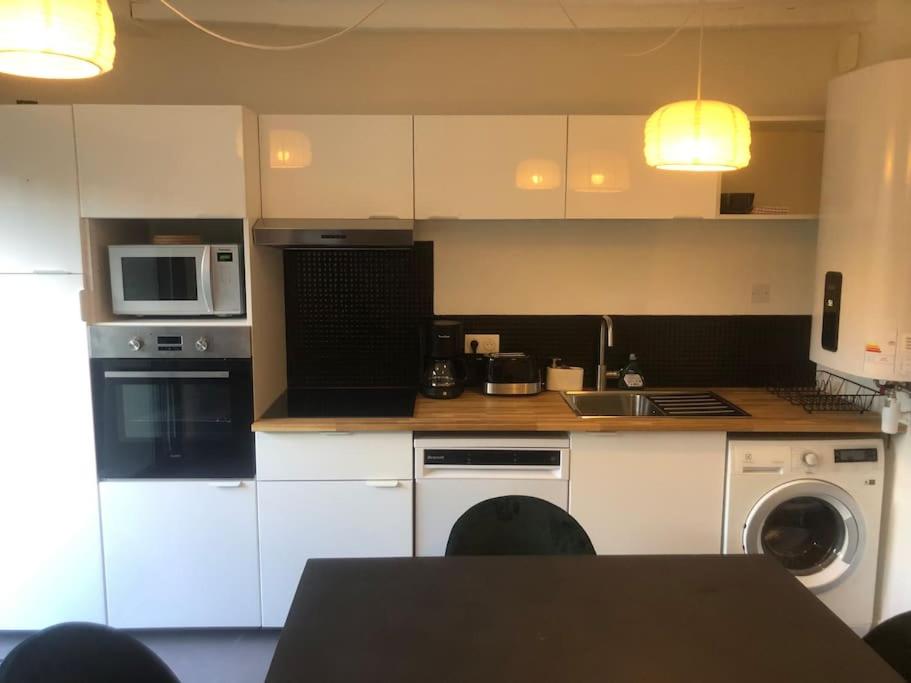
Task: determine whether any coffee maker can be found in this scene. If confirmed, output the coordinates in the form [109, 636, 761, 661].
[420, 320, 466, 399]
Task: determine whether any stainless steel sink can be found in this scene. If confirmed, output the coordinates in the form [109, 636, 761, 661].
[561, 390, 750, 418]
[561, 391, 663, 417]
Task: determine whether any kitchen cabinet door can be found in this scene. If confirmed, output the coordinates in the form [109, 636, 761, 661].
[99, 480, 261, 628]
[0, 274, 105, 628]
[414, 115, 567, 219]
[566, 116, 719, 219]
[260, 115, 414, 219]
[0, 106, 83, 273]
[74, 105, 250, 218]
[569, 432, 726, 554]
[258, 480, 413, 627]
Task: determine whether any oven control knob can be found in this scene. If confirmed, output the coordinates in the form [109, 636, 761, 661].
[195, 337, 209, 352]
[802, 451, 819, 467]
[127, 336, 143, 352]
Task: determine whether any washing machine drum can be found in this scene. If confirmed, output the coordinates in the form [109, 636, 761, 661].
[743, 479, 864, 593]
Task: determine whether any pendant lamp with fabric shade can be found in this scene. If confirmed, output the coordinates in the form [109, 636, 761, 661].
[0, 0, 116, 79]
[644, 6, 750, 172]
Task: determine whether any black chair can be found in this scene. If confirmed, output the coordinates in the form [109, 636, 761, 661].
[865, 611, 911, 681]
[445, 495, 596, 556]
[0, 622, 179, 683]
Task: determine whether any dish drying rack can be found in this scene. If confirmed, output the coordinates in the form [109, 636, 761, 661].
[769, 370, 879, 414]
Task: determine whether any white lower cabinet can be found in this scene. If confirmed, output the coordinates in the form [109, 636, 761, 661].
[258, 480, 413, 627]
[255, 432, 414, 627]
[99, 480, 261, 628]
[569, 432, 727, 554]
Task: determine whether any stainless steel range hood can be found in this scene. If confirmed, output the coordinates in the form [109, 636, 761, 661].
[253, 218, 414, 248]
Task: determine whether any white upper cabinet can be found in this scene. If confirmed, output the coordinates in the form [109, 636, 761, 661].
[414, 115, 567, 219]
[74, 105, 254, 218]
[566, 116, 719, 219]
[0, 106, 83, 273]
[259, 115, 413, 219]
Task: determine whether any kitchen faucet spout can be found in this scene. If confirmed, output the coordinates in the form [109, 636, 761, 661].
[596, 315, 614, 391]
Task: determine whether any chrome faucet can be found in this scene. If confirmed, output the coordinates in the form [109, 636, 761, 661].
[596, 315, 615, 391]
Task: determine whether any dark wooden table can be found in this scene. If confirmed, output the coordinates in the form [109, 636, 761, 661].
[266, 555, 901, 683]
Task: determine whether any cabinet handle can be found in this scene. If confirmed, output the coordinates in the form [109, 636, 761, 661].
[32, 269, 74, 275]
[426, 215, 460, 220]
[321, 432, 354, 437]
[368, 215, 401, 220]
[209, 481, 243, 488]
[364, 481, 400, 488]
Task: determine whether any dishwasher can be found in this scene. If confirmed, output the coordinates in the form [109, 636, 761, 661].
[414, 433, 570, 556]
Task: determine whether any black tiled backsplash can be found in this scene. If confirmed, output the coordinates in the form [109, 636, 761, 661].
[442, 315, 815, 388]
[282, 240, 814, 389]
[284, 243, 433, 388]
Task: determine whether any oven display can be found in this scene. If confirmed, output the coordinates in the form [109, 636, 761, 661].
[834, 448, 878, 463]
[157, 335, 183, 351]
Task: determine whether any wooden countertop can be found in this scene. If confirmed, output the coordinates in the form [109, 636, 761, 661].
[252, 388, 885, 433]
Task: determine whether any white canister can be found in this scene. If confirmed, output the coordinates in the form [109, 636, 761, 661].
[546, 365, 584, 392]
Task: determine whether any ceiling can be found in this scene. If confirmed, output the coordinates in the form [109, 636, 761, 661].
[125, 0, 875, 31]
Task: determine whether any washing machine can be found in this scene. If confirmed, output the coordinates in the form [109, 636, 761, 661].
[724, 438, 885, 635]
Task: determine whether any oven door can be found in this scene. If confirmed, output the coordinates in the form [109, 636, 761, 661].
[91, 358, 254, 479]
[110, 245, 213, 316]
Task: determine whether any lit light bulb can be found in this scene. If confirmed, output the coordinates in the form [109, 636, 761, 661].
[0, 0, 116, 79]
[590, 173, 605, 186]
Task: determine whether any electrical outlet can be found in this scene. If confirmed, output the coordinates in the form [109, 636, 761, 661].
[465, 334, 500, 354]
[751, 283, 771, 304]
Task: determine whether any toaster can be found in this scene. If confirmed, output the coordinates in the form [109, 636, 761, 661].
[483, 353, 542, 396]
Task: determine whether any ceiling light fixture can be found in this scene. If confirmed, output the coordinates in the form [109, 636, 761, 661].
[0, 0, 115, 79]
[643, 3, 751, 172]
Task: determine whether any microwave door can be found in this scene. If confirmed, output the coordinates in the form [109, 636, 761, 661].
[109, 246, 207, 316]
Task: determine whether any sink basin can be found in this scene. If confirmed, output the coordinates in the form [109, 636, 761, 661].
[561, 391, 663, 417]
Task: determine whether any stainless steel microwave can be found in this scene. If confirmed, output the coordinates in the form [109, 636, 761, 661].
[109, 244, 244, 317]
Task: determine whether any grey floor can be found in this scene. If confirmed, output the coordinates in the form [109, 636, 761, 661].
[0, 629, 281, 683]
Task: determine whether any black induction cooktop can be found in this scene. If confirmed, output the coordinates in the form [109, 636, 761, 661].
[266, 388, 417, 419]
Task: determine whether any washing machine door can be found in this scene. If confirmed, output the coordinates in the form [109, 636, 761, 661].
[743, 479, 864, 593]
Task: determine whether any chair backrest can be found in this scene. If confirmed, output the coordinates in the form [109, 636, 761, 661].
[865, 611, 911, 681]
[445, 495, 596, 556]
[0, 622, 179, 683]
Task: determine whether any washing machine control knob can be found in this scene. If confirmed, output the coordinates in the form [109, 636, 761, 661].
[802, 451, 819, 467]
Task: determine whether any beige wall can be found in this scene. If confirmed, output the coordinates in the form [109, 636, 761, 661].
[859, 0, 911, 66]
[0, 22, 849, 115]
[419, 219, 818, 315]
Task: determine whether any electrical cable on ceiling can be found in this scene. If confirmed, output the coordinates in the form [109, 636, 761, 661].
[557, 0, 699, 58]
[156, 0, 387, 50]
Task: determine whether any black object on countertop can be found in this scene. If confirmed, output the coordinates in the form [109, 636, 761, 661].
[445, 495, 595, 556]
[265, 387, 416, 419]
[267, 555, 901, 683]
[420, 320, 467, 400]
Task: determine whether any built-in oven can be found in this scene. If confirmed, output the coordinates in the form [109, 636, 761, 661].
[89, 326, 254, 479]
[108, 244, 244, 317]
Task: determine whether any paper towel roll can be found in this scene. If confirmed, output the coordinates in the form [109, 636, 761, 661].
[546, 366, 584, 391]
